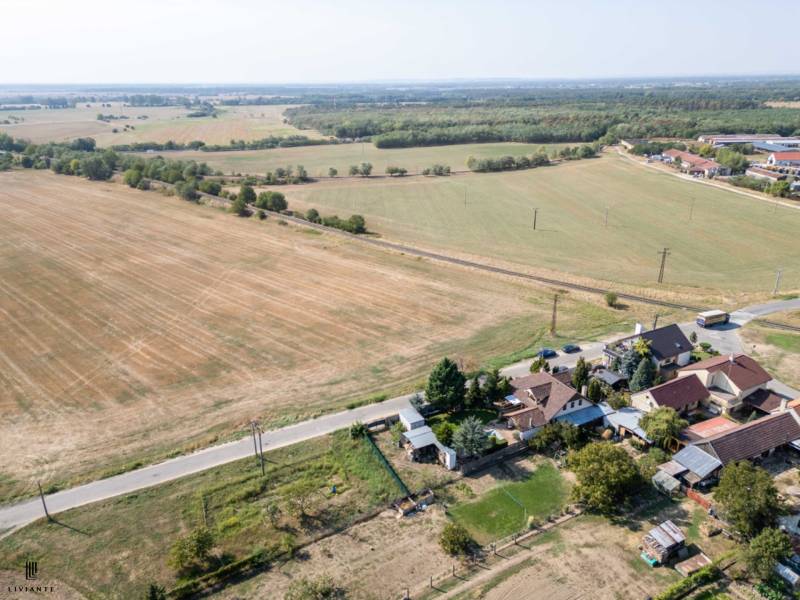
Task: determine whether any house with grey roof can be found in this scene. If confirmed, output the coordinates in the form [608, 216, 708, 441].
[603, 323, 693, 378]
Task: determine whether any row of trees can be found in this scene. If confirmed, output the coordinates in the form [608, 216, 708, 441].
[730, 175, 793, 197]
[348, 162, 373, 176]
[425, 357, 512, 413]
[466, 152, 550, 173]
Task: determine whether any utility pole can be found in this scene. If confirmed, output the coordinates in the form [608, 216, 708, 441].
[533, 208, 538, 230]
[689, 199, 695, 221]
[250, 421, 263, 474]
[256, 423, 265, 475]
[657, 248, 670, 284]
[550, 294, 558, 335]
[37, 482, 51, 522]
[464, 186, 467, 209]
[604, 206, 609, 228]
[773, 269, 783, 296]
[652, 314, 659, 330]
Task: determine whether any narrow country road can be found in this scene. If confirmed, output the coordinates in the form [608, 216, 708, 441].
[0, 299, 798, 535]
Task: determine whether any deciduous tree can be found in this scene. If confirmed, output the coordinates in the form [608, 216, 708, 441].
[568, 442, 640, 514]
[714, 461, 780, 538]
[744, 528, 792, 581]
[640, 407, 687, 449]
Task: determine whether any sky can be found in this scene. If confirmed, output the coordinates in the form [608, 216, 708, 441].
[1, 0, 798, 84]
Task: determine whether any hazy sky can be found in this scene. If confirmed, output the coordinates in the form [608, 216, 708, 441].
[2, 0, 798, 84]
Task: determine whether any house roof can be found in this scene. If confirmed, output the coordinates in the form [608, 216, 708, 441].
[604, 405, 650, 441]
[673, 444, 722, 479]
[509, 372, 585, 424]
[592, 368, 625, 387]
[644, 374, 709, 411]
[771, 151, 800, 161]
[696, 410, 800, 465]
[680, 354, 771, 390]
[648, 520, 685, 550]
[555, 403, 614, 426]
[746, 166, 785, 179]
[640, 324, 692, 362]
[653, 470, 682, 493]
[744, 388, 794, 414]
[682, 416, 740, 442]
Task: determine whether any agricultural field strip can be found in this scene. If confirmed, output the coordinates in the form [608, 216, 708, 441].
[1, 179, 459, 380]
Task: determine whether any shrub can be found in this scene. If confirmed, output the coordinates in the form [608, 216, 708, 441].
[653, 566, 720, 600]
[604, 292, 618, 307]
[439, 522, 473, 556]
[349, 421, 367, 438]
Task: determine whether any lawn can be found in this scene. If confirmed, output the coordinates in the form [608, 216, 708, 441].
[449, 461, 569, 544]
[142, 141, 571, 178]
[278, 151, 800, 293]
[0, 431, 402, 598]
[765, 331, 800, 353]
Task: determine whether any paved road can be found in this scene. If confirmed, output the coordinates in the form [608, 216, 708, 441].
[2, 300, 799, 535]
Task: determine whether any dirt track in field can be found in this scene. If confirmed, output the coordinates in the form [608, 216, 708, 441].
[0, 171, 546, 499]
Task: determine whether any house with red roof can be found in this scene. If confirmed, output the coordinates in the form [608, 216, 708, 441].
[676, 354, 778, 414]
[504, 372, 602, 440]
[630, 374, 709, 415]
[662, 149, 730, 178]
[768, 151, 800, 167]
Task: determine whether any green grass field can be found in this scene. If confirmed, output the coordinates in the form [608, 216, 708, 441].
[144, 141, 569, 177]
[281, 152, 800, 293]
[449, 461, 568, 544]
[0, 431, 402, 598]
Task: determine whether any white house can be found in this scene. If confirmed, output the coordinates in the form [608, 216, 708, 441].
[768, 151, 800, 167]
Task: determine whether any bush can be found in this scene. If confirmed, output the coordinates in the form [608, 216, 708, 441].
[653, 566, 720, 600]
[604, 292, 618, 307]
[439, 522, 473, 556]
[349, 421, 367, 438]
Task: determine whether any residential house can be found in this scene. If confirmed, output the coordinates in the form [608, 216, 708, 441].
[667, 408, 800, 487]
[677, 353, 772, 414]
[662, 149, 731, 177]
[768, 152, 800, 167]
[603, 323, 693, 378]
[630, 374, 709, 415]
[504, 372, 600, 441]
[745, 166, 787, 182]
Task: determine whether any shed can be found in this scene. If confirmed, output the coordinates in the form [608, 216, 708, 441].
[672, 445, 722, 485]
[399, 407, 425, 431]
[401, 425, 457, 470]
[643, 520, 686, 563]
[775, 563, 800, 589]
[604, 406, 650, 443]
[652, 470, 681, 496]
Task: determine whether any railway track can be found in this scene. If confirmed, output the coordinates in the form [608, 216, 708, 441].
[187, 184, 800, 333]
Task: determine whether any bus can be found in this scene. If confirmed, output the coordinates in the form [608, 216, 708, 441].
[696, 310, 730, 328]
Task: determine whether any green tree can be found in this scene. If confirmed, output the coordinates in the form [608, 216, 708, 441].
[768, 180, 791, 197]
[390, 421, 405, 444]
[606, 390, 629, 410]
[328, 167, 337, 177]
[629, 357, 655, 392]
[432, 421, 457, 446]
[452, 416, 489, 457]
[572, 357, 590, 390]
[439, 522, 473, 556]
[640, 407, 687, 449]
[284, 575, 345, 600]
[348, 165, 359, 176]
[168, 527, 215, 572]
[586, 378, 603, 402]
[123, 168, 142, 188]
[229, 194, 249, 217]
[604, 292, 618, 307]
[529, 355, 550, 373]
[425, 357, 466, 411]
[744, 528, 792, 581]
[347, 214, 366, 233]
[637, 447, 669, 480]
[359, 162, 373, 176]
[284, 477, 318, 517]
[145, 583, 167, 600]
[620, 348, 641, 379]
[689, 331, 698, 344]
[239, 184, 256, 204]
[568, 442, 640, 514]
[714, 461, 780, 538]
[306, 208, 321, 223]
[464, 377, 485, 408]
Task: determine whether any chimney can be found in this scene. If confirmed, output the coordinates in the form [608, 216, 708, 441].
[728, 354, 735, 364]
[781, 397, 789, 412]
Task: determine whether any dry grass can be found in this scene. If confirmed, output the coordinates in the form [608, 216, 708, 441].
[741, 323, 800, 389]
[0, 170, 668, 501]
[0, 103, 319, 146]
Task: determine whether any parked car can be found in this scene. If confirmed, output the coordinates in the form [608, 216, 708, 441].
[538, 348, 557, 359]
[561, 343, 581, 353]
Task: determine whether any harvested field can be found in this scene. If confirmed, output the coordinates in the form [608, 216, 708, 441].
[0, 104, 318, 146]
[140, 142, 570, 178]
[275, 151, 800, 293]
[0, 170, 663, 500]
[741, 323, 800, 389]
